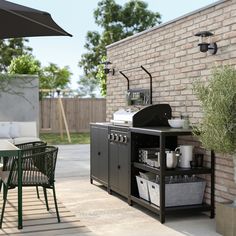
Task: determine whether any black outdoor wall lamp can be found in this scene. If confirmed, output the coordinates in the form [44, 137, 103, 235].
[195, 31, 218, 55]
[102, 61, 115, 75]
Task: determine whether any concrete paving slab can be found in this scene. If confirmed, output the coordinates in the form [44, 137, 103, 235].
[55, 144, 221, 236]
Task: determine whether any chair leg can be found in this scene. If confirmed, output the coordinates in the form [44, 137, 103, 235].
[52, 184, 60, 223]
[0, 187, 8, 228]
[3, 185, 7, 200]
[36, 186, 40, 199]
[43, 187, 49, 211]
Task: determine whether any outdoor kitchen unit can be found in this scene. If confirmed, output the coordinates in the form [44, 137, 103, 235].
[90, 104, 215, 224]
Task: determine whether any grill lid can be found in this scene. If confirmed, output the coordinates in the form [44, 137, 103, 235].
[111, 104, 171, 127]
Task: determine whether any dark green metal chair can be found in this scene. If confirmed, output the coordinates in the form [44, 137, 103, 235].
[0, 146, 60, 228]
[15, 141, 47, 198]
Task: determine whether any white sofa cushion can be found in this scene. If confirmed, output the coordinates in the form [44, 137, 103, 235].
[14, 137, 41, 145]
[0, 121, 39, 144]
[9, 122, 20, 138]
[0, 123, 11, 138]
[13, 121, 38, 137]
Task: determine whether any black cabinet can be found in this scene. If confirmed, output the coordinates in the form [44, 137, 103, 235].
[90, 125, 108, 186]
[109, 141, 129, 197]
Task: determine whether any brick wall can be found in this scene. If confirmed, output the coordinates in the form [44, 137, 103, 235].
[106, 0, 236, 203]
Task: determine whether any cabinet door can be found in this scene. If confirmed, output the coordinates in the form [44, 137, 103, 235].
[90, 127, 100, 178]
[109, 142, 119, 189]
[118, 143, 129, 195]
[90, 126, 108, 184]
[97, 127, 108, 183]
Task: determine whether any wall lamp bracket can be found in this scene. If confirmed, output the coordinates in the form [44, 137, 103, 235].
[195, 31, 217, 55]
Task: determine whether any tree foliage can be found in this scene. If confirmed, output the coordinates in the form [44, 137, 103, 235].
[8, 54, 41, 75]
[77, 75, 99, 98]
[0, 38, 32, 72]
[79, 0, 161, 95]
[193, 66, 236, 154]
[39, 63, 72, 90]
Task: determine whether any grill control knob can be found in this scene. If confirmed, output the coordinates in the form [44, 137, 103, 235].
[123, 136, 128, 143]
[114, 134, 120, 142]
[119, 135, 124, 143]
[110, 133, 115, 141]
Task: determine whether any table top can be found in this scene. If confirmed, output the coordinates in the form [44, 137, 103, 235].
[0, 140, 19, 151]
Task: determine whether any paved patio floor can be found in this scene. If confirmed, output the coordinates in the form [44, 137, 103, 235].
[55, 144, 221, 236]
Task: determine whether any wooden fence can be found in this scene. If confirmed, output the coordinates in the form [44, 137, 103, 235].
[40, 98, 106, 133]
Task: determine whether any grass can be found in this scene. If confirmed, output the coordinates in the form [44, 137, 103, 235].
[40, 132, 90, 145]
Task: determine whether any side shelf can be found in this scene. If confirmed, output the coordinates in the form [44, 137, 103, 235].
[130, 129, 215, 224]
[130, 195, 212, 213]
[133, 162, 212, 176]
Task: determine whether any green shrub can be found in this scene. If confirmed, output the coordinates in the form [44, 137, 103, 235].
[8, 54, 41, 75]
[193, 66, 236, 154]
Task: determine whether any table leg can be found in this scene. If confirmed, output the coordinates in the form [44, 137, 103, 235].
[17, 150, 22, 229]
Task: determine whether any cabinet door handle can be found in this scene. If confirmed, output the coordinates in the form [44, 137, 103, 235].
[98, 152, 101, 156]
[117, 165, 121, 169]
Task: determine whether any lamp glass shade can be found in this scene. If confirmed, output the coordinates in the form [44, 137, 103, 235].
[199, 43, 209, 52]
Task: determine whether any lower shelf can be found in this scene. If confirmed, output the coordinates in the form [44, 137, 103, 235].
[130, 195, 160, 214]
[130, 195, 212, 214]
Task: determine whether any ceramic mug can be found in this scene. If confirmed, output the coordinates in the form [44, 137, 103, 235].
[175, 145, 193, 168]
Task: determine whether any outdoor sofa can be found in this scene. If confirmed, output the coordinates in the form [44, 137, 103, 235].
[0, 121, 40, 145]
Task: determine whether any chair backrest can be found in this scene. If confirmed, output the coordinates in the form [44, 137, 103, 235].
[8, 146, 58, 187]
[17, 141, 47, 158]
[16, 141, 47, 150]
[4, 142, 47, 171]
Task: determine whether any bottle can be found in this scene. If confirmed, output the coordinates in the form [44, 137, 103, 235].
[181, 114, 190, 129]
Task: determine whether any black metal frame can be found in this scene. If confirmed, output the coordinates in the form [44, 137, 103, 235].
[119, 65, 152, 104]
[129, 127, 215, 223]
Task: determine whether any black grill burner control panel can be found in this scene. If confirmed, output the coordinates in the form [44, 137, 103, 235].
[108, 130, 128, 143]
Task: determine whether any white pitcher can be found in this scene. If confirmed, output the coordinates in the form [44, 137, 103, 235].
[175, 145, 193, 168]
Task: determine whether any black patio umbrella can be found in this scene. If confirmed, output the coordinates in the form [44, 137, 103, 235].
[0, 0, 72, 39]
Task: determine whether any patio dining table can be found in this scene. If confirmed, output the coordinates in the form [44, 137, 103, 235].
[0, 140, 22, 229]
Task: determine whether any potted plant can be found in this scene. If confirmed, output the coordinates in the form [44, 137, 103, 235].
[193, 65, 236, 234]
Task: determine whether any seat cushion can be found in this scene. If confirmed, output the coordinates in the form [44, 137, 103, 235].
[13, 137, 41, 145]
[0, 170, 49, 186]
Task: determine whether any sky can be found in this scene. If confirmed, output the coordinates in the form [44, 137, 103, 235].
[10, 0, 219, 89]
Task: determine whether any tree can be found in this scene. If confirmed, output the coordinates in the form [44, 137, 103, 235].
[8, 54, 41, 75]
[39, 63, 72, 90]
[0, 38, 32, 72]
[79, 0, 161, 95]
[77, 75, 99, 98]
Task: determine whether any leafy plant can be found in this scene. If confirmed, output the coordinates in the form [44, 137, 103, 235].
[0, 38, 32, 72]
[96, 56, 107, 96]
[39, 63, 72, 90]
[8, 54, 41, 75]
[193, 66, 236, 154]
